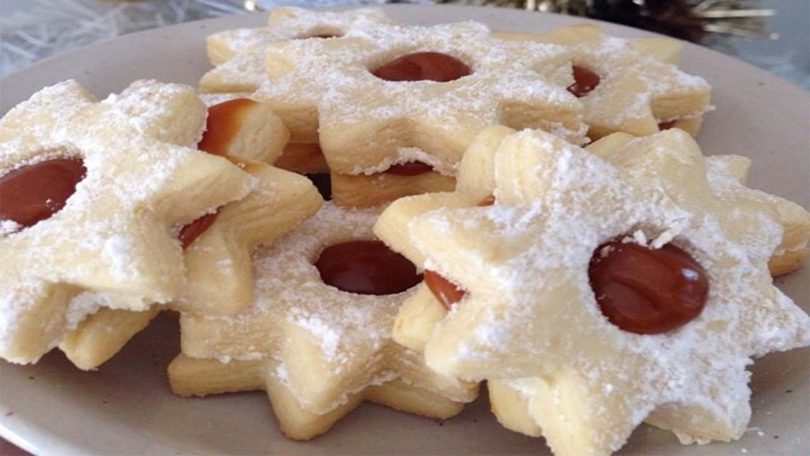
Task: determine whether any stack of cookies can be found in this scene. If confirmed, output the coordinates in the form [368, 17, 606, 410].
[1, 7, 809, 456]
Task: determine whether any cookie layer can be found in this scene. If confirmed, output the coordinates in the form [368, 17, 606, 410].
[0, 80, 254, 363]
[375, 127, 810, 455]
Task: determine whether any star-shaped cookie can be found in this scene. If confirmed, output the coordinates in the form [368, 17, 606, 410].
[58, 96, 321, 370]
[169, 203, 477, 440]
[586, 132, 810, 277]
[200, 7, 391, 93]
[375, 127, 810, 455]
[255, 20, 584, 173]
[378, 127, 809, 352]
[0, 80, 254, 363]
[497, 24, 711, 139]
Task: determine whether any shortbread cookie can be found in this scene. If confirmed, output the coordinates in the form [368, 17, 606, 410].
[496, 24, 711, 139]
[170, 203, 477, 440]
[197, 93, 330, 199]
[273, 142, 329, 175]
[330, 163, 455, 208]
[254, 19, 583, 207]
[707, 156, 810, 275]
[380, 127, 810, 353]
[586, 132, 810, 277]
[256, 20, 584, 168]
[375, 127, 810, 455]
[58, 99, 321, 370]
[0, 80, 254, 364]
[200, 7, 390, 93]
[330, 146, 457, 207]
[376, 125, 514, 352]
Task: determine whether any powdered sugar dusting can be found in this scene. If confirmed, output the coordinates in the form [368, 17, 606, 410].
[405, 129, 809, 449]
[255, 19, 584, 174]
[0, 79, 249, 362]
[200, 7, 391, 92]
[567, 33, 711, 132]
[0, 220, 21, 235]
[101, 235, 138, 280]
[179, 201, 477, 413]
[189, 203, 403, 364]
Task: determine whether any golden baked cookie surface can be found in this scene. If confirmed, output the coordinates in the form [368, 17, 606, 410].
[171, 202, 477, 439]
[375, 127, 810, 456]
[0, 79, 254, 364]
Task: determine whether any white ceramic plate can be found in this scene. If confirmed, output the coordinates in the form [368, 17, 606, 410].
[1, 5, 808, 455]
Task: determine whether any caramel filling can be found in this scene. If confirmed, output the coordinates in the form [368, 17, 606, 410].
[372, 52, 471, 82]
[0, 157, 86, 229]
[178, 211, 219, 250]
[424, 195, 494, 308]
[301, 33, 340, 39]
[384, 161, 433, 176]
[424, 270, 465, 310]
[658, 120, 677, 130]
[197, 98, 257, 156]
[175, 101, 256, 247]
[588, 240, 708, 334]
[315, 240, 421, 295]
[568, 65, 600, 98]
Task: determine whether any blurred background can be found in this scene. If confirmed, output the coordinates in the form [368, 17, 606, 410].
[0, 0, 808, 88]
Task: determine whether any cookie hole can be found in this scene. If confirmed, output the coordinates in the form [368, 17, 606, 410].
[588, 239, 708, 335]
[371, 52, 472, 82]
[567, 65, 601, 98]
[315, 239, 421, 295]
[0, 156, 87, 231]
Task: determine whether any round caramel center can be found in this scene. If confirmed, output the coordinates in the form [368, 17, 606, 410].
[588, 240, 708, 335]
[372, 52, 471, 82]
[568, 65, 601, 98]
[315, 240, 421, 295]
[385, 161, 433, 176]
[0, 157, 86, 229]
